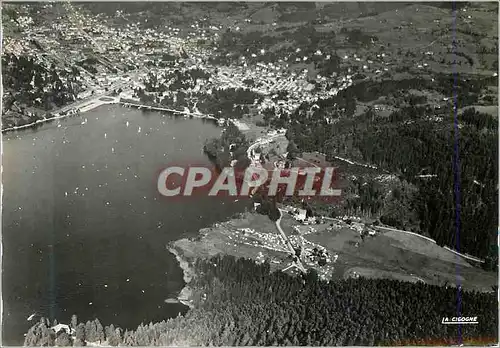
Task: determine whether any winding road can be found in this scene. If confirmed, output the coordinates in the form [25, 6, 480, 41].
[276, 209, 306, 273]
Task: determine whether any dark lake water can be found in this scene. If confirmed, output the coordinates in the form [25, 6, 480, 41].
[2, 105, 249, 345]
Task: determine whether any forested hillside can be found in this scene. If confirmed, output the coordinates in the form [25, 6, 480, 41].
[271, 73, 498, 266]
[2, 53, 83, 127]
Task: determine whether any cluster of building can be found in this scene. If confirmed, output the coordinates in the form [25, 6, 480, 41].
[7, 1, 490, 128]
[292, 225, 320, 236]
[230, 227, 290, 254]
[208, 61, 354, 118]
[288, 235, 338, 267]
[6, 3, 385, 124]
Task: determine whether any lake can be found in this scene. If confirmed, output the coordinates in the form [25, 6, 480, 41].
[2, 105, 250, 345]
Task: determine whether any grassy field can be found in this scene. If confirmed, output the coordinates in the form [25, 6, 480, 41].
[173, 212, 291, 272]
[458, 105, 498, 117]
[380, 229, 472, 267]
[328, 3, 498, 74]
[306, 225, 496, 292]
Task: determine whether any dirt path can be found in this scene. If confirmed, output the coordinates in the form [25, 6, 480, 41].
[276, 209, 306, 273]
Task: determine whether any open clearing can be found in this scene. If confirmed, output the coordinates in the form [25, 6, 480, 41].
[305, 225, 496, 292]
[380, 229, 472, 267]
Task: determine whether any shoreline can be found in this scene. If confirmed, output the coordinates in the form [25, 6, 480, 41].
[1, 97, 119, 134]
[2, 112, 74, 133]
[168, 246, 195, 308]
[120, 101, 218, 122]
[2, 98, 249, 134]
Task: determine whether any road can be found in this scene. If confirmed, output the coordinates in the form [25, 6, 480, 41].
[244, 135, 312, 273]
[372, 225, 485, 264]
[276, 208, 306, 273]
[246, 133, 285, 159]
[295, 156, 320, 168]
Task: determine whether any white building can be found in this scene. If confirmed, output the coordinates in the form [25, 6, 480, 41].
[294, 208, 307, 221]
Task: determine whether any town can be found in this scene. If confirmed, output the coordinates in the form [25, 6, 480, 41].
[6, 2, 496, 132]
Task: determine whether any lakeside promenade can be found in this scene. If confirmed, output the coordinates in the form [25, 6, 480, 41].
[119, 100, 218, 121]
[1, 97, 221, 134]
